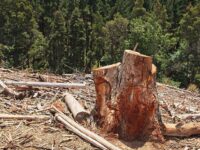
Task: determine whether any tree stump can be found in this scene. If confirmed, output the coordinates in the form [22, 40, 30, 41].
[93, 50, 163, 141]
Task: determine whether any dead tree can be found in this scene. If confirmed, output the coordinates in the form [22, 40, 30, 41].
[93, 50, 163, 141]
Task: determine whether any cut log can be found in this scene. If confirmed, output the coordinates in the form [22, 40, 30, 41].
[63, 92, 89, 122]
[4, 80, 86, 88]
[53, 106, 121, 150]
[93, 50, 163, 141]
[0, 113, 50, 121]
[0, 80, 24, 99]
[164, 122, 200, 137]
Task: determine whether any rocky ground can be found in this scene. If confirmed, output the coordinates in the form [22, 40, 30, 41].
[0, 68, 199, 150]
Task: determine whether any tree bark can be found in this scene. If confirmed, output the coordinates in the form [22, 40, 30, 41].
[93, 50, 162, 141]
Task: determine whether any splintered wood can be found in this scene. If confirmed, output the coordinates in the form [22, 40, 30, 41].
[93, 50, 163, 141]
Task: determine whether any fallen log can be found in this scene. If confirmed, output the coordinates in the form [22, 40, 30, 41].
[53, 106, 121, 150]
[63, 92, 89, 122]
[164, 122, 200, 137]
[93, 50, 163, 141]
[0, 80, 24, 99]
[4, 80, 86, 88]
[0, 113, 50, 121]
[56, 114, 108, 150]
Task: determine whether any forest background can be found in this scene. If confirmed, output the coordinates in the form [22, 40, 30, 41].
[0, 0, 199, 91]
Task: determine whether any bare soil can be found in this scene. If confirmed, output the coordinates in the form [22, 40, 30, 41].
[0, 68, 199, 150]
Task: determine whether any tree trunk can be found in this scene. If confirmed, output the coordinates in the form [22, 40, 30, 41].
[93, 50, 163, 141]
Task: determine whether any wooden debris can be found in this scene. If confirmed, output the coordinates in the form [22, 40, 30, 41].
[157, 82, 200, 96]
[176, 113, 200, 120]
[0, 80, 24, 99]
[56, 115, 108, 150]
[4, 80, 86, 88]
[0, 113, 50, 121]
[63, 92, 89, 122]
[0, 68, 14, 73]
[15, 86, 35, 91]
[53, 106, 121, 150]
[52, 100, 66, 113]
[164, 122, 200, 137]
[93, 50, 163, 141]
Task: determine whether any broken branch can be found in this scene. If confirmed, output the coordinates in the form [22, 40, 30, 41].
[0, 113, 50, 121]
[53, 106, 121, 150]
[56, 115, 108, 150]
[4, 81, 86, 88]
[0, 80, 24, 99]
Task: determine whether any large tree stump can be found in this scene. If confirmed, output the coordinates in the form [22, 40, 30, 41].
[93, 50, 162, 141]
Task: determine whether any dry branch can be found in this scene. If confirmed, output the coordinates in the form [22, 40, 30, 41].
[0, 113, 50, 121]
[4, 80, 86, 88]
[63, 92, 89, 122]
[176, 113, 200, 121]
[56, 115, 108, 150]
[164, 122, 200, 137]
[0, 68, 14, 73]
[0, 80, 24, 99]
[53, 107, 121, 150]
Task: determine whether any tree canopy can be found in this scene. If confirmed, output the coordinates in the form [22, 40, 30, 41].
[0, 0, 199, 90]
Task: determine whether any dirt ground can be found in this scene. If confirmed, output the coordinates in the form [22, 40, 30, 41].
[0, 68, 199, 150]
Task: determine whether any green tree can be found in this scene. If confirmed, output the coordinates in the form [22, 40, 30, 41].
[102, 14, 129, 64]
[0, 0, 46, 68]
[179, 3, 200, 85]
[28, 29, 47, 70]
[68, 7, 86, 72]
[153, 0, 170, 29]
[132, 0, 147, 18]
[90, 12, 105, 67]
[128, 14, 177, 78]
[48, 10, 67, 74]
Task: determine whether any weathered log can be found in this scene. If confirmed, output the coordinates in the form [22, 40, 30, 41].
[4, 80, 86, 88]
[0, 80, 24, 99]
[93, 50, 162, 141]
[56, 114, 108, 150]
[63, 92, 89, 122]
[164, 122, 200, 137]
[0, 113, 50, 121]
[53, 106, 121, 150]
